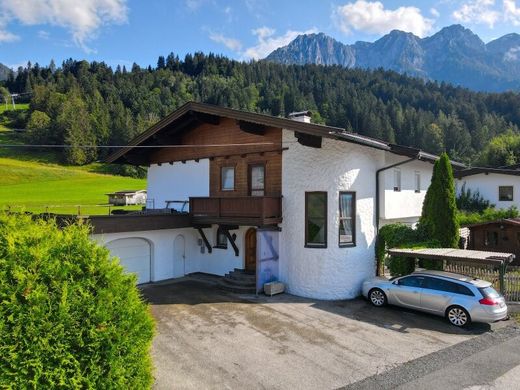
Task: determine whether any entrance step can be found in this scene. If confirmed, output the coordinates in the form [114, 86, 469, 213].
[219, 268, 256, 294]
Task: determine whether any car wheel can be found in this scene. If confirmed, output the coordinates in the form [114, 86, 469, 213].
[446, 306, 471, 327]
[369, 288, 387, 307]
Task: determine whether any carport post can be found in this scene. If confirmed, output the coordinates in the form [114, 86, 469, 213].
[499, 262, 507, 296]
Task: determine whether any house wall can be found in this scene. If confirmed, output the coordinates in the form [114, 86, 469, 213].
[456, 174, 520, 210]
[379, 156, 433, 224]
[92, 225, 252, 280]
[146, 159, 210, 210]
[279, 129, 384, 299]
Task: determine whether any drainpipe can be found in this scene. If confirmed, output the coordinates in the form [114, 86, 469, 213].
[375, 156, 419, 232]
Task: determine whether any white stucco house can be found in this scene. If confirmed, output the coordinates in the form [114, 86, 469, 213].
[455, 167, 520, 210]
[89, 102, 464, 300]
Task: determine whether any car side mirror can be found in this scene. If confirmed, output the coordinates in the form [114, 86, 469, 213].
[393, 280, 400, 285]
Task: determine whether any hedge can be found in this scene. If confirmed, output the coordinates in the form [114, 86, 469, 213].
[0, 213, 155, 388]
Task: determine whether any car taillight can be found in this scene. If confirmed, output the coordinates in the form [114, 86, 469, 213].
[479, 297, 499, 306]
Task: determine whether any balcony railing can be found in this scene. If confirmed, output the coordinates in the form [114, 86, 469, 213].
[189, 196, 282, 226]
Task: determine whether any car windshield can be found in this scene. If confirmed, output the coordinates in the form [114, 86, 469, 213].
[479, 286, 500, 298]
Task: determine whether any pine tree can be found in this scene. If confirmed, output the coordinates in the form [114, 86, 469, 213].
[419, 152, 460, 248]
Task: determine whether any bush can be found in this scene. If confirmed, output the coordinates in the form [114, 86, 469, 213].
[458, 206, 519, 226]
[387, 256, 416, 276]
[376, 223, 440, 277]
[0, 213, 155, 388]
[456, 183, 492, 212]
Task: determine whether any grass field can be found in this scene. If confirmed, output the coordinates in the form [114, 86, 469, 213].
[0, 124, 147, 216]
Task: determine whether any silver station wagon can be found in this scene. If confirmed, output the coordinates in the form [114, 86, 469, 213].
[362, 270, 508, 327]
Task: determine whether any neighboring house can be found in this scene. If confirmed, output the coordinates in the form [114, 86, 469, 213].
[92, 102, 463, 300]
[455, 167, 520, 210]
[106, 190, 147, 206]
[466, 219, 520, 265]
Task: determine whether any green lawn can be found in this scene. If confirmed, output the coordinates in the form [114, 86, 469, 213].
[0, 107, 147, 215]
[0, 156, 147, 215]
[0, 103, 29, 114]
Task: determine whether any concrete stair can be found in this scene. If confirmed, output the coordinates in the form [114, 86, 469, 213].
[218, 269, 256, 294]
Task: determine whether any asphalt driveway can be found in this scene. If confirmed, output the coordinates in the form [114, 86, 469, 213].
[140, 276, 511, 390]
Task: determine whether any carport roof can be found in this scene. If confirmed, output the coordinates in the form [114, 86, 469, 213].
[387, 248, 515, 266]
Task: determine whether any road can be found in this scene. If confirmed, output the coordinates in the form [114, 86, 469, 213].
[343, 325, 520, 390]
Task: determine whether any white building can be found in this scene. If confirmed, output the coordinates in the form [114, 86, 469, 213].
[455, 167, 520, 210]
[90, 102, 463, 300]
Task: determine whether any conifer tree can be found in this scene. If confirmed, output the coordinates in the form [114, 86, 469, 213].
[419, 152, 460, 248]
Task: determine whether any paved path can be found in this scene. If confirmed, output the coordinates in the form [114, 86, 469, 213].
[343, 325, 520, 390]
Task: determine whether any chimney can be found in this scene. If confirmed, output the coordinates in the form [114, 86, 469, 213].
[288, 110, 312, 123]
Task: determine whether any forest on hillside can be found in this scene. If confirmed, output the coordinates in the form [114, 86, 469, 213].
[2, 53, 520, 166]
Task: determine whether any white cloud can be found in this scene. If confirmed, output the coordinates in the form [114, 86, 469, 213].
[504, 0, 520, 25]
[0, 28, 19, 42]
[333, 1, 434, 38]
[242, 26, 318, 60]
[430, 8, 440, 18]
[209, 32, 242, 51]
[0, 0, 128, 52]
[452, 0, 500, 28]
[37, 30, 50, 40]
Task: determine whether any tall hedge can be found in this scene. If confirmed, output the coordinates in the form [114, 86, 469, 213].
[0, 214, 155, 388]
[419, 152, 460, 248]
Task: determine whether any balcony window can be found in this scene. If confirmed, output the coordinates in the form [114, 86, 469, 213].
[499, 186, 513, 201]
[249, 164, 265, 196]
[339, 192, 355, 247]
[221, 166, 235, 191]
[305, 192, 327, 248]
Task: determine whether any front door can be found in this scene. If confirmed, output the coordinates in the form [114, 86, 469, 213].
[173, 235, 185, 277]
[245, 228, 257, 272]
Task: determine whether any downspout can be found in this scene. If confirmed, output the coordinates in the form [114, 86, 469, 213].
[375, 156, 419, 232]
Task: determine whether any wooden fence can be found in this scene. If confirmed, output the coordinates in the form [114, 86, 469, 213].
[444, 262, 520, 302]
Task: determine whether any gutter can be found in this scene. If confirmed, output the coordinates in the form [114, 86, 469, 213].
[375, 156, 419, 232]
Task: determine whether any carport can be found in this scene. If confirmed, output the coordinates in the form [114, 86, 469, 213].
[387, 248, 515, 295]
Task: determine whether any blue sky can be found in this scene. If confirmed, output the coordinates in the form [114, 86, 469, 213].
[1, 0, 520, 70]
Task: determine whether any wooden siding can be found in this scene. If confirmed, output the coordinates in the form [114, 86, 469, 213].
[149, 118, 282, 198]
[470, 224, 520, 265]
[149, 118, 281, 163]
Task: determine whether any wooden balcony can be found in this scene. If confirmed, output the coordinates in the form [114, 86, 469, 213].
[189, 196, 282, 226]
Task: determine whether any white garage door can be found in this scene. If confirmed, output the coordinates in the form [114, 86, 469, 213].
[106, 238, 151, 284]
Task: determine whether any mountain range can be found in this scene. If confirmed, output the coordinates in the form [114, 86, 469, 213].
[265, 25, 520, 92]
[0, 63, 12, 81]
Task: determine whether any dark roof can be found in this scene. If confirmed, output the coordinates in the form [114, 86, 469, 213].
[455, 167, 520, 178]
[467, 218, 520, 228]
[105, 101, 465, 168]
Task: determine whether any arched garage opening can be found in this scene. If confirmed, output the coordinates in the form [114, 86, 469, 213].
[106, 238, 152, 284]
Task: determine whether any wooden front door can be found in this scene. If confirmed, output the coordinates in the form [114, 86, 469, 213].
[245, 228, 257, 272]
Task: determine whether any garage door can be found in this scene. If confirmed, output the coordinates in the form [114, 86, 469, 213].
[106, 238, 151, 284]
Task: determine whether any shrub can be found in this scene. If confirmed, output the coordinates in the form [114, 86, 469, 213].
[456, 183, 492, 213]
[458, 206, 519, 226]
[376, 223, 440, 276]
[387, 256, 416, 276]
[0, 213, 155, 388]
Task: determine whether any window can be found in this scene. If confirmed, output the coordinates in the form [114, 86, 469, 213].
[305, 192, 327, 248]
[339, 192, 355, 246]
[499, 186, 513, 201]
[393, 168, 401, 192]
[221, 166, 235, 191]
[249, 164, 265, 196]
[414, 171, 421, 193]
[423, 277, 473, 296]
[485, 230, 499, 247]
[397, 276, 424, 287]
[216, 227, 228, 249]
